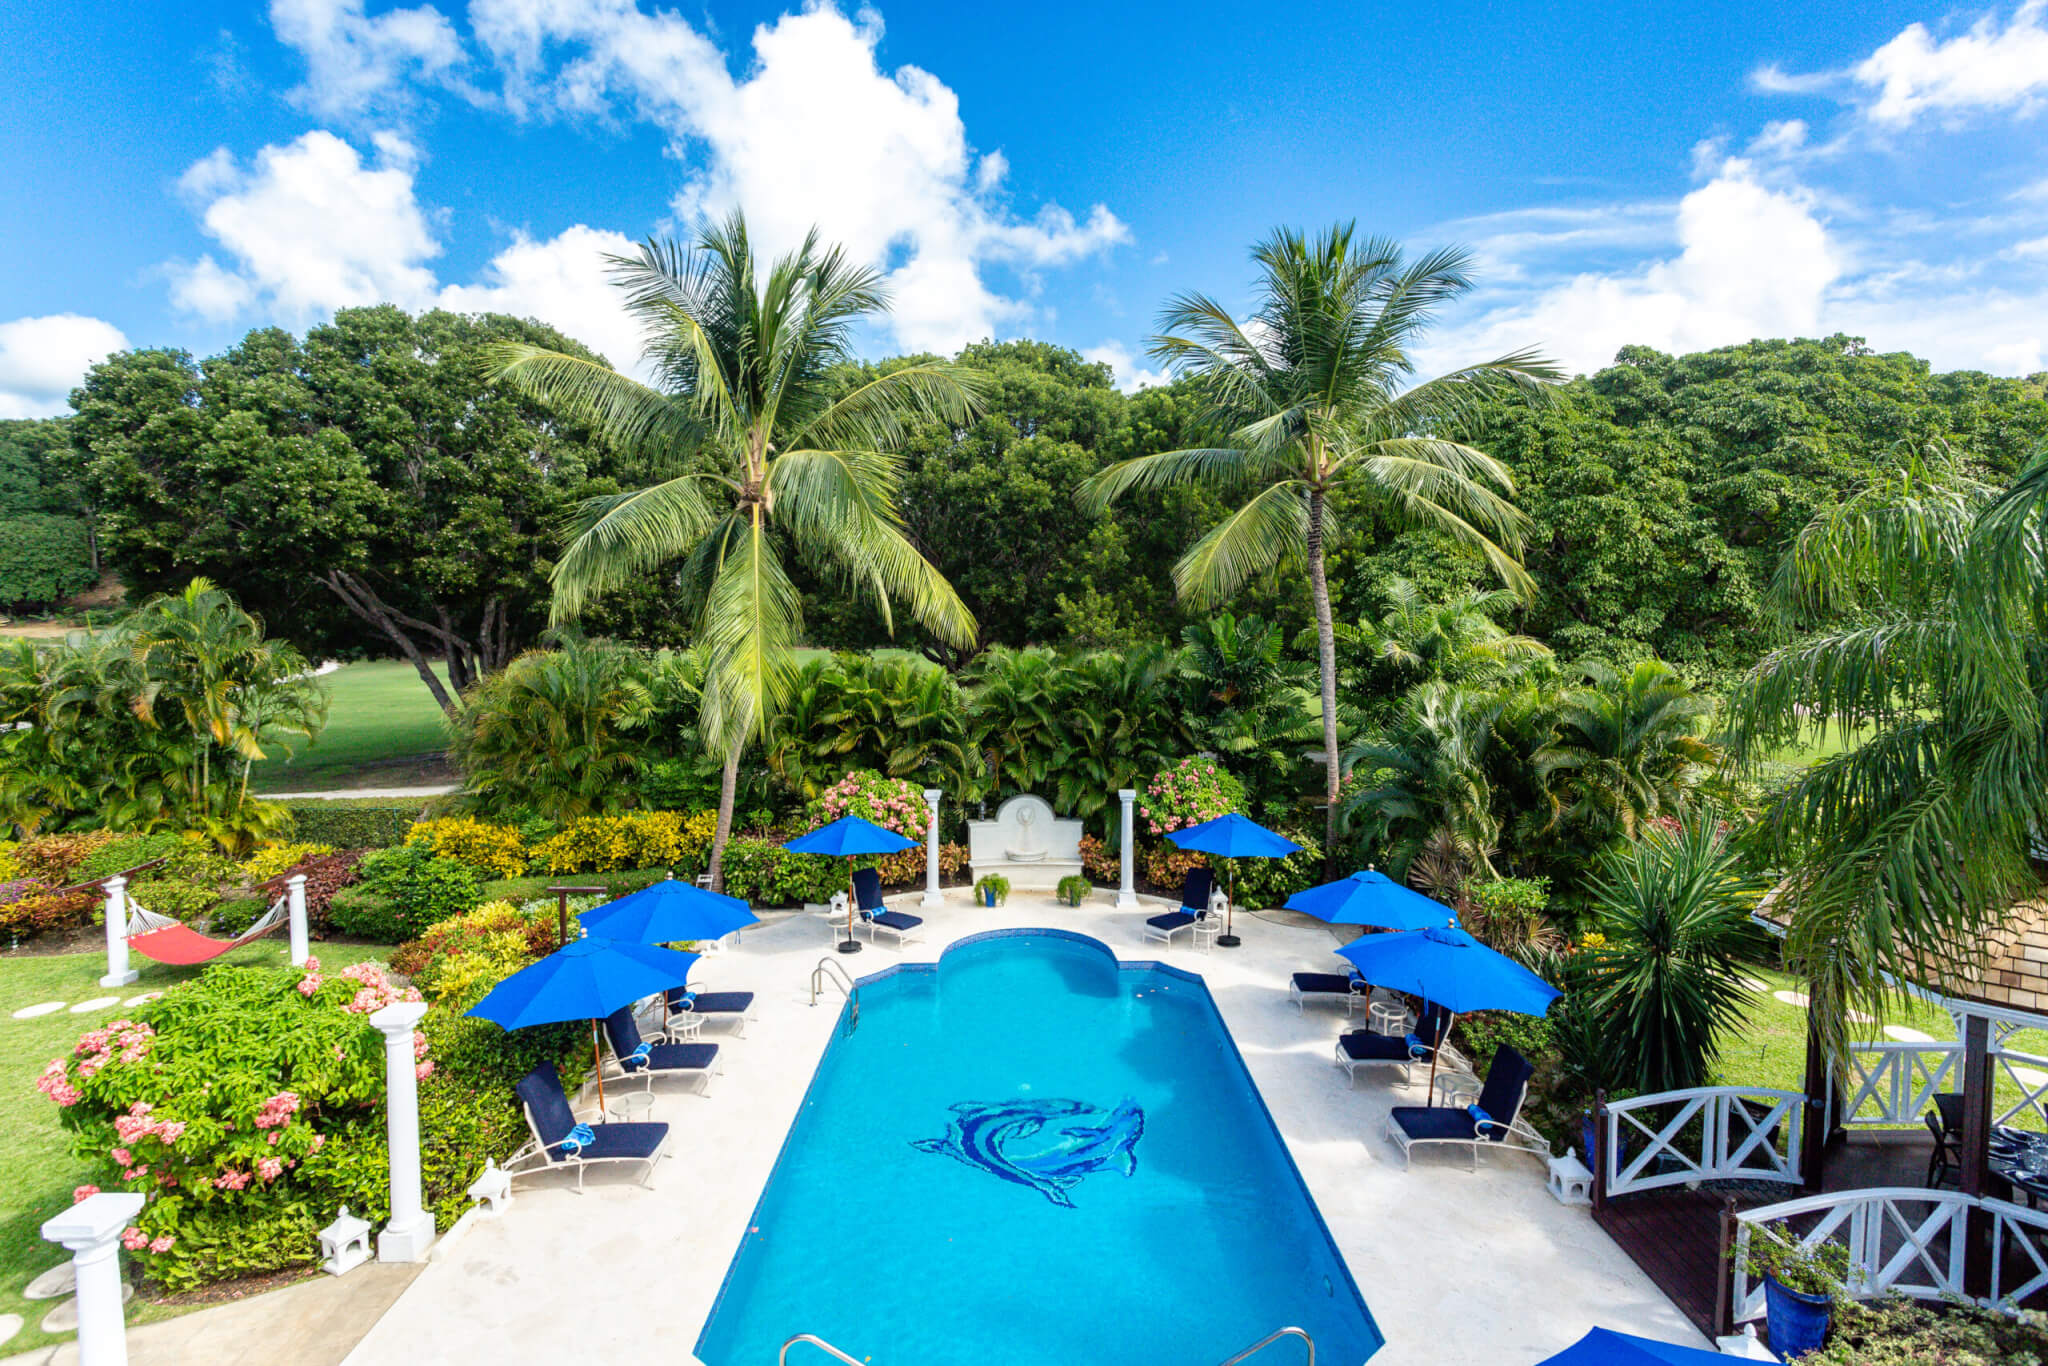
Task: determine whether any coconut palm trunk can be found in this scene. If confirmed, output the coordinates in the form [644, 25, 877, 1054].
[708, 745, 740, 894]
[1306, 484, 1341, 865]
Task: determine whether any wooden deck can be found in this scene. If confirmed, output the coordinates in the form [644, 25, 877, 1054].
[1591, 1188, 1737, 1337]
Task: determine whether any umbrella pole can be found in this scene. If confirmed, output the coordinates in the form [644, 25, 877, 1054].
[592, 1019, 606, 1116]
[1217, 862, 1243, 948]
[1425, 1011, 1457, 1108]
[839, 856, 862, 955]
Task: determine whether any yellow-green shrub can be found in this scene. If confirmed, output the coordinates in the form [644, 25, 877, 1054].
[405, 817, 529, 878]
[530, 810, 716, 875]
[238, 842, 336, 882]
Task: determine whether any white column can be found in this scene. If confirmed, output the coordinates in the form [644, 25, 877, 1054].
[286, 874, 310, 967]
[99, 876, 137, 989]
[921, 788, 944, 909]
[370, 1001, 435, 1262]
[41, 1191, 145, 1366]
[1116, 790, 1139, 909]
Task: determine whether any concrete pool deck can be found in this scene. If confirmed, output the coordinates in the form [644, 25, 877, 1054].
[343, 890, 1705, 1366]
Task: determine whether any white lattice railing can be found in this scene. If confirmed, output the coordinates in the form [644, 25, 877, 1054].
[1991, 1042, 2048, 1129]
[1833, 1040, 2048, 1130]
[1603, 1087, 1805, 1198]
[1730, 1187, 2048, 1322]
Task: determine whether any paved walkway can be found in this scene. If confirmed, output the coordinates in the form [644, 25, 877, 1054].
[261, 786, 456, 801]
[342, 891, 1700, 1365]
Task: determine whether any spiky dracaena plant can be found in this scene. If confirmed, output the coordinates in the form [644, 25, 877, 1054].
[1078, 224, 1559, 865]
[491, 214, 980, 889]
[1728, 441, 2048, 1061]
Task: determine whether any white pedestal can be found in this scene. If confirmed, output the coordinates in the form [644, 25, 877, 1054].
[99, 876, 138, 989]
[1115, 789, 1139, 909]
[370, 1001, 435, 1263]
[921, 789, 944, 910]
[42, 1191, 145, 1366]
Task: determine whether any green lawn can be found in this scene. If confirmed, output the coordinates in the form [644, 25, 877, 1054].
[0, 941, 391, 1355]
[251, 661, 454, 793]
[1715, 962, 2048, 1131]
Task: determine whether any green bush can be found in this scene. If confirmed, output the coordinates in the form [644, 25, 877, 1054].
[327, 887, 397, 940]
[283, 800, 422, 849]
[1800, 1294, 2047, 1364]
[299, 1074, 527, 1233]
[126, 878, 220, 923]
[0, 512, 95, 609]
[719, 836, 843, 906]
[1224, 832, 1321, 909]
[343, 846, 482, 941]
[207, 891, 268, 936]
[78, 832, 190, 882]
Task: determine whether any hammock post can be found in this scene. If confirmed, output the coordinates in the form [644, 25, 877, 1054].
[99, 876, 137, 989]
[370, 1001, 435, 1263]
[286, 874, 310, 967]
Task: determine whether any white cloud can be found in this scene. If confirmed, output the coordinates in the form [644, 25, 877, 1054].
[0, 314, 130, 419]
[466, 1, 1127, 352]
[270, 0, 465, 120]
[1756, 2, 2048, 128]
[168, 130, 441, 321]
[1082, 341, 1167, 394]
[1422, 158, 1841, 378]
[435, 224, 645, 372]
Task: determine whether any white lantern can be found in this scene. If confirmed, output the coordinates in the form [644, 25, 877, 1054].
[318, 1207, 373, 1277]
[466, 1159, 513, 1215]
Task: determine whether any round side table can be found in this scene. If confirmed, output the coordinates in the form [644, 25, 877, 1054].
[1433, 1073, 1482, 1109]
[607, 1090, 656, 1123]
[1369, 999, 1412, 1037]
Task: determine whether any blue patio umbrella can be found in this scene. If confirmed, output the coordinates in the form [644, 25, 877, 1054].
[1167, 813, 1301, 947]
[581, 876, 759, 945]
[1537, 1327, 1733, 1365]
[468, 934, 701, 1109]
[1284, 868, 1459, 931]
[783, 815, 918, 955]
[1336, 924, 1560, 1101]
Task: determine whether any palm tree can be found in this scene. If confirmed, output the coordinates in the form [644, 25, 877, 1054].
[1337, 577, 1550, 710]
[1341, 681, 1503, 879]
[1535, 659, 1720, 844]
[1727, 441, 2048, 1057]
[491, 214, 981, 889]
[1078, 225, 1560, 860]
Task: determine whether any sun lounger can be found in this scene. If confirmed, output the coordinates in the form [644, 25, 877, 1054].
[663, 984, 755, 1038]
[602, 1005, 721, 1095]
[1143, 867, 1217, 949]
[853, 867, 924, 948]
[1289, 968, 1378, 1016]
[509, 1062, 668, 1193]
[1385, 1045, 1545, 1171]
[1335, 1000, 1459, 1088]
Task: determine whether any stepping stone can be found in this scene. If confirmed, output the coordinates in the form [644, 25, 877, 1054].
[1885, 1025, 1935, 1044]
[11, 1001, 66, 1019]
[24, 1262, 74, 1299]
[1847, 1009, 1875, 1024]
[0, 1313, 19, 1349]
[1741, 976, 1771, 992]
[39, 1284, 130, 1335]
[122, 992, 163, 1007]
[2010, 1065, 2048, 1088]
[68, 996, 120, 1014]
[1773, 990, 1810, 1007]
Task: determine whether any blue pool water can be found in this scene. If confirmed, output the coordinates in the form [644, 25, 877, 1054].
[694, 930, 1385, 1366]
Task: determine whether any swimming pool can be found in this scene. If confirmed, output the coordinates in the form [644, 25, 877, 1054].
[695, 929, 1385, 1365]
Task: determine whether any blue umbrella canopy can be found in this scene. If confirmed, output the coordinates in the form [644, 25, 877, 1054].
[782, 815, 919, 857]
[1285, 869, 1458, 930]
[580, 878, 759, 945]
[1335, 925, 1560, 1017]
[466, 936, 702, 1031]
[1538, 1327, 1734, 1366]
[1165, 813, 1301, 859]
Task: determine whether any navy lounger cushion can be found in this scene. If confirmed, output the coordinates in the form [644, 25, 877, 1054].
[1292, 972, 1352, 995]
[516, 1064, 576, 1147]
[873, 910, 922, 931]
[1338, 1032, 1411, 1062]
[574, 1121, 669, 1161]
[1179, 866, 1213, 912]
[852, 867, 886, 911]
[1149, 911, 1197, 932]
[670, 989, 754, 1015]
[1474, 1046, 1535, 1129]
[603, 1005, 645, 1058]
[646, 1042, 719, 1071]
[1390, 1106, 1481, 1142]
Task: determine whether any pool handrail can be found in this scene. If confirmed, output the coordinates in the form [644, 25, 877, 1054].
[808, 956, 859, 1034]
[780, 1333, 864, 1365]
[1218, 1325, 1315, 1365]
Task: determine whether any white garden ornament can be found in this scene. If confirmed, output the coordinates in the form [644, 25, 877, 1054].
[319, 1207, 373, 1277]
[40, 1190, 145, 1366]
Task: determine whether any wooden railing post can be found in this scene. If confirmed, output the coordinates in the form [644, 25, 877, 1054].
[1800, 1012, 1831, 1193]
[1591, 1089, 1608, 1211]
[548, 885, 606, 948]
[1958, 1013, 1994, 1299]
[1714, 1195, 1738, 1338]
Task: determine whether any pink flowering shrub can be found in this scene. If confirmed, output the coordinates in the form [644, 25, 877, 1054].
[804, 770, 936, 887]
[34, 961, 421, 1291]
[1136, 757, 1246, 836]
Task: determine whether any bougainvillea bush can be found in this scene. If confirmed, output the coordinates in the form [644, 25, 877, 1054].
[35, 960, 430, 1291]
[1135, 758, 1247, 888]
[808, 770, 933, 885]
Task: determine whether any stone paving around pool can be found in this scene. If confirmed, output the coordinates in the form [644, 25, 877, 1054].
[342, 890, 1703, 1366]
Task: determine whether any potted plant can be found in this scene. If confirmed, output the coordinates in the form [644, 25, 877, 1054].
[974, 874, 1009, 908]
[1736, 1230, 1847, 1358]
[1056, 874, 1091, 907]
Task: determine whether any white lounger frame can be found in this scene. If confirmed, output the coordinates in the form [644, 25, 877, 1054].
[1383, 1085, 1548, 1171]
[508, 1099, 668, 1194]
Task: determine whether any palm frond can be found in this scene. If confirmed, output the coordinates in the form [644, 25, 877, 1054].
[549, 477, 720, 621]
[1172, 481, 1309, 607]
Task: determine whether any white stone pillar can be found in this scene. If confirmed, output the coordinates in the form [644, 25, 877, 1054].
[99, 876, 137, 989]
[370, 1001, 435, 1262]
[922, 788, 944, 909]
[1116, 790, 1139, 909]
[41, 1191, 145, 1366]
[286, 874, 310, 967]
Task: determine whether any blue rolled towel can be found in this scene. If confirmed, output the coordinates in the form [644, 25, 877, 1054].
[560, 1123, 595, 1154]
[1467, 1104, 1495, 1130]
[679, 989, 698, 1008]
[1405, 1032, 1428, 1057]
[625, 1041, 652, 1069]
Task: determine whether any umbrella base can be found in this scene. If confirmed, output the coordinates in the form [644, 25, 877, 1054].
[837, 939, 864, 954]
[1215, 934, 1243, 947]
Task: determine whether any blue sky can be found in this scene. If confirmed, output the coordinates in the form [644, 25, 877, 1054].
[3, 0, 2047, 417]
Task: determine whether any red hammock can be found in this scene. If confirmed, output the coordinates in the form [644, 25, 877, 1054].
[123, 893, 288, 966]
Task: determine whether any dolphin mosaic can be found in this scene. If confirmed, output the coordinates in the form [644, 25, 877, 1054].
[911, 1097, 1146, 1207]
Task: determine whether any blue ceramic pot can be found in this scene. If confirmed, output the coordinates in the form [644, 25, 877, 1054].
[1763, 1275, 1830, 1359]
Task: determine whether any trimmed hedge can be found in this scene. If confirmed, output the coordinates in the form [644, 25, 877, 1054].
[282, 799, 425, 849]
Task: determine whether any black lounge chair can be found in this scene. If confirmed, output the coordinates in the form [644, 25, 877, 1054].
[602, 1005, 720, 1095]
[1385, 1045, 1546, 1170]
[1290, 968, 1375, 1016]
[663, 984, 756, 1038]
[1143, 867, 1216, 949]
[509, 1062, 668, 1193]
[852, 868, 923, 948]
[1335, 1000, 1459, 1088]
